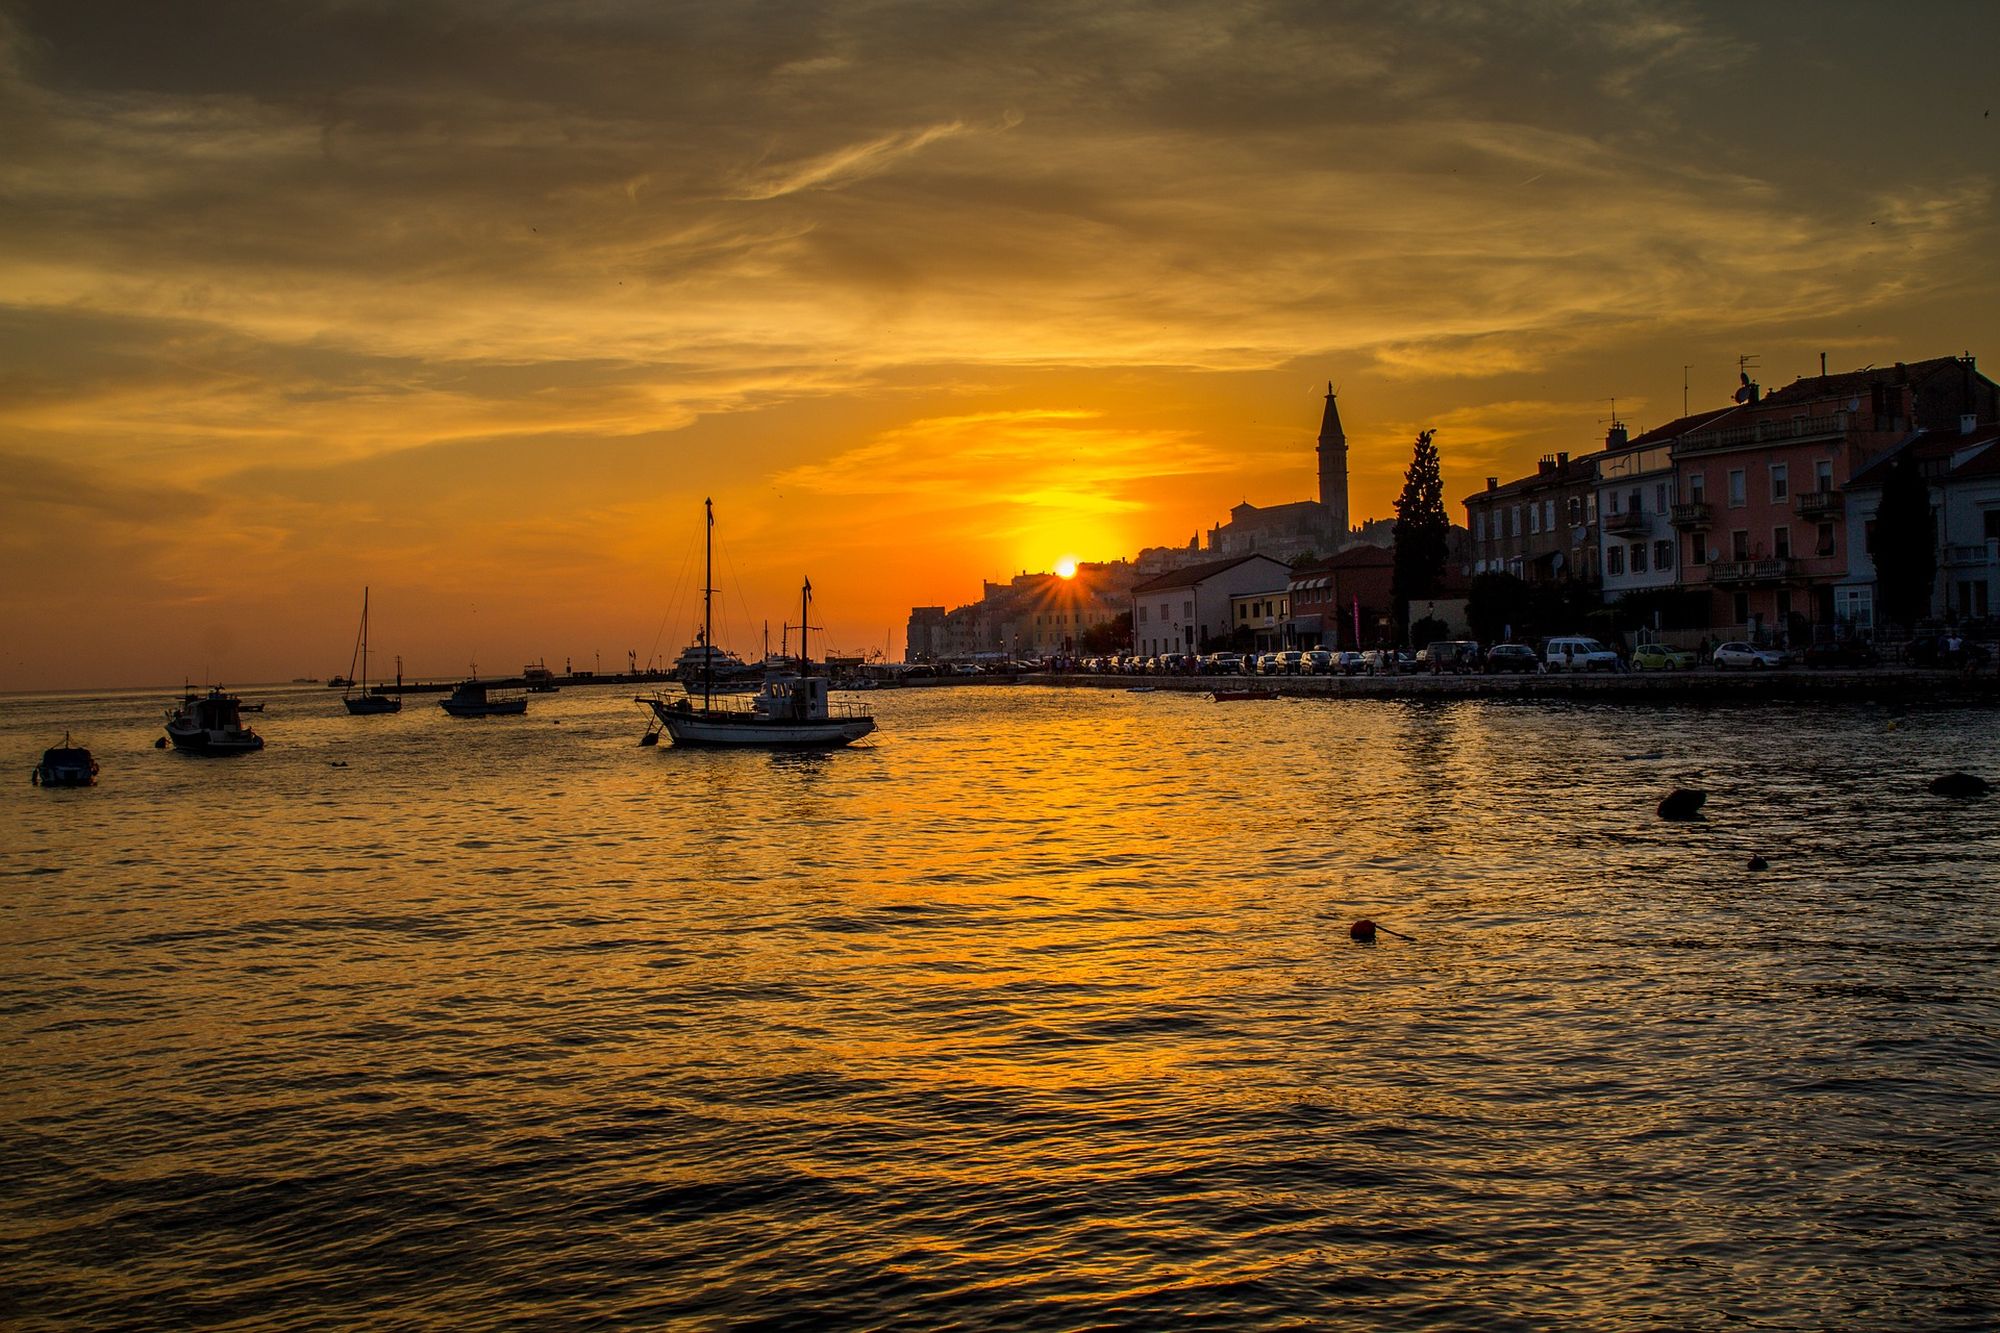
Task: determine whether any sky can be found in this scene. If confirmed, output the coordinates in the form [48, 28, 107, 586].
[3, 0, 1997, 689]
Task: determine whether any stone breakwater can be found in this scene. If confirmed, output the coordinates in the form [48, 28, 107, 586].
[1035, 668, 2000, 705]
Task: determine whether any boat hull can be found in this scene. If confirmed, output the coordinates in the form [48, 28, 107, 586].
[440, 698, 528, 717]
[643, 698, 874, 748]
[344, 695, 402, 715]
[164, 725, 264, 754]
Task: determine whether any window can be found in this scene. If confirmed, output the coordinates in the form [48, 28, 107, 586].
[1733, 593, 1750, 624]
[1957, 580, 1990, 618]
[1630, 542, 1647, 574]
[1770, 464, 1789, 502]
[1728, 469, 1746, 507]
[1773, 526, 1790, 559]
[1688, 472, 1706, 503]
[1606, 545, 1624, 576]
[1529, 504, 1541, 535]
[1160, 602, 1169, 621]
[1818, 522, 1836, 556]
[1732, 530, 1750, 561]
[1628, 489, 1642, 517]
[1656, 482, 1670, 513]
[1511, 506, 1522, 538]
[1184, 600, 1193, 619]
[1139, 606, 1149, 623]
[1544, 499, 1556, 531]
[1475, 512, 1487, 542]
[1654, 539, 1675, 569]
[1567, 496, 1583, 525]
[1837, 586, 1874, 631]
[1690, 534, 1707, 566]
[1985, 510, 2000, 542]
[1607, 490, 1620, 515]
[1816, 459, 1833, 491]
[1864, 520, 1877, 555]
[1776, 590, 1792, 620]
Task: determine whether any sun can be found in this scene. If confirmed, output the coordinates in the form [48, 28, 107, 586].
[1054, 555, 1079, 579]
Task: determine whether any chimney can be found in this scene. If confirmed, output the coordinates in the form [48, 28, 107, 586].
[1606, 422, 1628, 448]
[1557, 451, 1569, 467]
[1964, 414, 1979, 436]
[1538, 454, 1557, 475]
[1486, 476, 1498, 491]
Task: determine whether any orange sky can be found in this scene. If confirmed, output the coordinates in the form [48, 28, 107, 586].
[3, 2, 1998, 689]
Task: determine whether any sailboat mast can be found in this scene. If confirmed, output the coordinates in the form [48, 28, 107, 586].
[800, 579, 810, 671]
[360, 586, 370, 691]
[703, 498, 714, 709]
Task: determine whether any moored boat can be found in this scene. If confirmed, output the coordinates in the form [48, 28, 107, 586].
[165, 687, 265, 754]
[32, 733, 99, 786]
[638, 500, 875, 749]
[440, 676, 528, 718]
[343, 587, 402, 715]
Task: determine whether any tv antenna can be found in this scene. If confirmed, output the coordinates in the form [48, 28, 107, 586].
[1682, 365, 1692, 418]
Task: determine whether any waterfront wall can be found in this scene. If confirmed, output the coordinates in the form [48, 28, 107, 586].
[1032, 669, 2000, 705]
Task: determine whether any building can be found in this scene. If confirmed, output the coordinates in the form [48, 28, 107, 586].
[1131, 554, 1293, 657]
[1287, 545, 1396, 649]
[1594, 420, 1681, 600]
[1841, 416, 2000, 630]
[904, 606, 948, 662]
[1203, 385, 1354, 561]
[1464, 450, 1603, 585]
[1228, 588, 1291, 651]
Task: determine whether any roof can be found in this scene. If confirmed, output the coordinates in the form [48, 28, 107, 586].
[1129, 552, 1289, 594]
[1625, 405, 1742, 448]
[1846, 426, 2000, 489]
[1760, 355, 1968, 410]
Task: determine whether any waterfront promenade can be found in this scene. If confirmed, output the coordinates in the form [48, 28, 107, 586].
[1029, 667, 2000, 704]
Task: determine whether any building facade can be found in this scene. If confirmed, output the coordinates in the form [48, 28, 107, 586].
[1287, 544, 1396, 649]
[1594, 423, 1680, 599]
[1131, 554, 1293, 657]
[1464, 450, 1602, 585]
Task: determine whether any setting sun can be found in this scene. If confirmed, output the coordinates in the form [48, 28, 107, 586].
[1054, 557, 1079, 580]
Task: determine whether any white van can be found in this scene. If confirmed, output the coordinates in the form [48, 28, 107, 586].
[1543, 636, 1620, 672]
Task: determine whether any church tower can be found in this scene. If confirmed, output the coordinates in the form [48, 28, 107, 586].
[1316, 382, 1349, 539]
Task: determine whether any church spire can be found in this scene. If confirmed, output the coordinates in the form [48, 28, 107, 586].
[1316, 381, 1349, 538]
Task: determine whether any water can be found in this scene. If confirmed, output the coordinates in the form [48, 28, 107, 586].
[3, 684, 1996, 1330]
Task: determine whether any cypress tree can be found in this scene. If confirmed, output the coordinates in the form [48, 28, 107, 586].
[1872, 453, 1936, 629]
[1391, 429, 1448, 642]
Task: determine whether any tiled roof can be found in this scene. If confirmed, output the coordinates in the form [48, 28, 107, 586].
[1760, 355, 1967, 409]
[1129, 552, 1289, 594]
[1625, 405, 1742, 447]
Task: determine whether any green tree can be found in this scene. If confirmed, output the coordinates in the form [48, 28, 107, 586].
[1078, 611, 1132, 655]
[1391, 429, 1449, 643]
[1466, 571, 1532, 644]
[1872, 453, 1936, 629]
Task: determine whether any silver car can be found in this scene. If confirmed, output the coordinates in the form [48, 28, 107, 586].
[1713, 640, 1788, 669]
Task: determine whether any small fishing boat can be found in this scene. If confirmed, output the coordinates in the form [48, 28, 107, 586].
[32, 733, 99, 786]
[638, 500, 875, 748]
[440, 674, 528, 718]
[165, 686, 265, 754]
[523, 660, 560, 693]
[1210, 687, 1277, 701]
[343, 587, 402, 715]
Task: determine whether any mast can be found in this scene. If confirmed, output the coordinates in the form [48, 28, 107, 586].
[703, 498, 714, 709]
[801, 577, 811, 672]
[359, 586, 370, 692]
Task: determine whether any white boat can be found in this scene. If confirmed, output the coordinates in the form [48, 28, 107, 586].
[440, 675, 528, 718]
[33, 733, 98, 786]
[639, 500, 875, 749]
[165, 687, 265, 754]
[343, 586, 402, 715]
[672, 640, 760, 689]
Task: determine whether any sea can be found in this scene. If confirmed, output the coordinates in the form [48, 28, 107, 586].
[2, 682, 1996, 1331]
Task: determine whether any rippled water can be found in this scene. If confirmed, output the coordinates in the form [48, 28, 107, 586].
[3, 683, 1996, 1330]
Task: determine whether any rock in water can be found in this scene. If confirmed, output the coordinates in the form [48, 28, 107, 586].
[1658, 788, 1707, 821]
[1748, 855, 1769, 871]
[1928, 771, 1990, 798]
[1350, 920, 1377, 943]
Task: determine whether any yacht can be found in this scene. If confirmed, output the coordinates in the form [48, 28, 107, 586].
[343, 587, 402, 714]
[440, 674, 528, 718]
[33, 733, 99, 786]
[165, 687, 265, 754]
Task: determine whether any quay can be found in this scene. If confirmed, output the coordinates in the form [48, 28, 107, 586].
[1026, 668, 2000, 705]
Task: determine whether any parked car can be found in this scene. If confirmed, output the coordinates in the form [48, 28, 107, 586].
[1333, 651, 1367, 675]
[1803, 640, 1879, 669]
[1204, 652, 1244, 675]
[1361, 649, 1414, 675]
[1484, 643, 1540, 673]
[1543, 636, 1620, 672]
[1274, 649, 1306, 674]
[1713, 640, 1789, 669]
[1302, 649, 1335, 675]
[1417, 640, 1482, 674]
[1255, 652, 1284, 675]
[1631, 643, 1696, 671]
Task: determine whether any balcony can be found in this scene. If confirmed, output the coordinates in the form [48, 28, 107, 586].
[1942, 541, 1999, 568]
[1795, 489, 1842, 518]
[1602, 508, 1647, 534]
[1709, 558, 1794, 586]
[1670, 501, 1712, 530]
[1677, 412, 1849, 455]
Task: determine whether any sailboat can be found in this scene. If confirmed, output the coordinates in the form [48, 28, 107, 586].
[343, 587, 402, 715]
[638, 500, 876, 748]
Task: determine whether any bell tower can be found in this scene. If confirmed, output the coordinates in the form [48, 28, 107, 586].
[1316, 382, 1349, 538]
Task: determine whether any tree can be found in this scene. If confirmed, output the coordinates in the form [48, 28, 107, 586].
[1391, 429, 1449, 643]
[1872, 453, 1936, 629]
[1078, 611, 1132, 655]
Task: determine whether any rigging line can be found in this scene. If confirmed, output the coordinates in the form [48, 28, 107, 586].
[646, 525, 701, 668]
[715, 528, 757, 655]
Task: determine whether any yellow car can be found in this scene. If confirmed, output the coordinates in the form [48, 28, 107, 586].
[1631, 643, 1696, 671]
